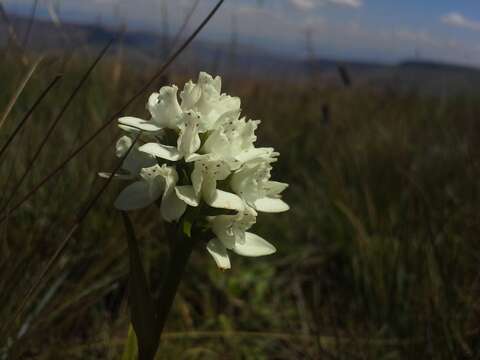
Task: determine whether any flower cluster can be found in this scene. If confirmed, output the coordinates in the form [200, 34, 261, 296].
[102, 72, 289, 269]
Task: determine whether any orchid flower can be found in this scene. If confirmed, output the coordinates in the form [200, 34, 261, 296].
[231, 159, 289, 213]
[114, 164, 186, 222]
[200, 109, 264, 168]
[118, 84, 183, 133]
[98, 135, 156, 179]
[138, 111, 202, 162]
[206, 207, 276, 270]
[175, 153, 244, 211]
[180, 72, 241, 132]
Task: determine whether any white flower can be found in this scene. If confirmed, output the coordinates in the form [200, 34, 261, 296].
[206, 207, 276, 269]
[147, 85, 183, 129]
[114, 164, 186, 222]
[201, 109, 264, 168]
[117, 85, 183, 133]
[99, 135, 156, 179]
[180, 72, 241, 132]
[138, 111, 201, 162]
[175, 153, 244, 211]
[231, 159, 289, 213]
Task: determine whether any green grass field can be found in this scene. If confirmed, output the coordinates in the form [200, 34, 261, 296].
[1, 44, 480, 359]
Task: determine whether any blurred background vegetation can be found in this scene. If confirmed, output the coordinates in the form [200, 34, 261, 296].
[1, 1, 480, 359]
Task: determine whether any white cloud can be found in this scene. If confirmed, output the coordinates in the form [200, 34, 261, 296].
[235, 4, 302, 27]
[290, 0, 362, 11]
[441, 12, 480, 32]
[326, 0, 362, 8]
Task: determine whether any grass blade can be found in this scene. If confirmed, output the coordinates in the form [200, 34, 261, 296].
[0, 74, 63, 161]
[0, 56, 44, 129]
[21, 0, 39, 50]
[170, 0, 200, 52]
[122, 212, 159, 360]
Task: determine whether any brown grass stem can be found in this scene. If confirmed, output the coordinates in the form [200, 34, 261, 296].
[0, 74, 63, 161]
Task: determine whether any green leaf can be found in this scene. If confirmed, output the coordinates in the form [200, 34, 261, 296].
[121, 212, 160, 360]
[121, 324, 138, 360]
[182, 219, 192, 238]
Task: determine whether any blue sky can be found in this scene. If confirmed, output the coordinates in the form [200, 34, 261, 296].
[4, 0, 480, 66]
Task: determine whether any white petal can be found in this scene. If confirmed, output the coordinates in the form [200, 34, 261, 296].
[199, 72, 222, 93]
[122, 150, 156, 176]
[201, 128, 229, 155]
[195, 85, 220, 131]
[161, 189, 187, 222]
[115, 136, 133, 157]
[118, 117, 162, 132]
[253, 197, 290, 213]
[180, 80, 201, 110]
[114, 181, 158, 210]
[191, 164, 204, 196]
[235, 147, 278, 164]
[211, 160, 231, 181]
[202, 176, 217, 202]
[148, 86, 183, 129]
[185, 153, 207, 163]
[209, 214, 237, 249]
[233, 232, 276, 257]
[98, 172, 132, 180]
[118, 124, 141, 133]
[147, 92, 160, 111]
[206, 190, 244, 211]
[216, 108, 242, 126]
[175, 185, 199, 207]
[138, 143, 181, 161]
[265, 181, 289, 196]
[177, 112, 201, 157]
[206, 238, 231, 269]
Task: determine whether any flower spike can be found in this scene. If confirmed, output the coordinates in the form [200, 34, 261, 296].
[101, 72, 289, 269]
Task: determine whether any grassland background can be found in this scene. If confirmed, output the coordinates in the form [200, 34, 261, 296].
[0, 38, 480, 360]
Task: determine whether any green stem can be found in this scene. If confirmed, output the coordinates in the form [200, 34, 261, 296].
[156, 222, 195, 343]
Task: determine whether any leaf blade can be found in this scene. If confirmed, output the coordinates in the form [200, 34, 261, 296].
[121, 212, 159, 360]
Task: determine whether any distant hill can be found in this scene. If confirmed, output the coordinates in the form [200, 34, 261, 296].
[2, 14, 480, 95]
[385, 60, 480, 95]
[399, 60, 480, 73]
[0, 14, 307, 80]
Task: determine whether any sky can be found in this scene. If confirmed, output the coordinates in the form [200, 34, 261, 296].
[3, 0, 480, 66]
